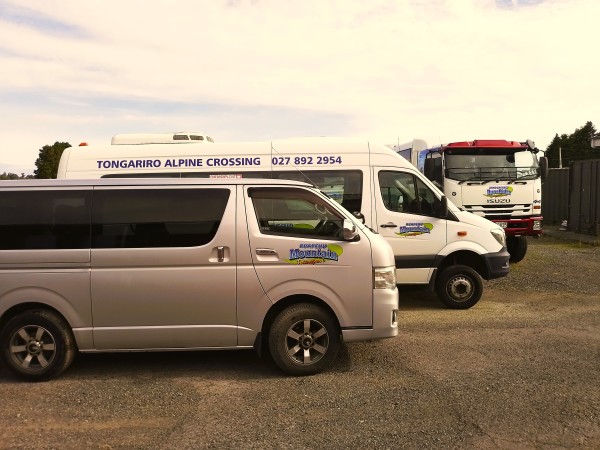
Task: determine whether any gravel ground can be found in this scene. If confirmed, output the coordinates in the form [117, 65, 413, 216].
[0, 235, 599, 449]
[487, 235, 600, 295]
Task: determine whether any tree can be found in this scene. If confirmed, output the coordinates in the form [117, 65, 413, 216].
[545, 122, 597, 168]
[34, 141, 71, 179]
[0, 172, 34, 180]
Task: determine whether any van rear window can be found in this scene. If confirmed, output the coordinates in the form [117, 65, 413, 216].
[0, 190, 92, 250]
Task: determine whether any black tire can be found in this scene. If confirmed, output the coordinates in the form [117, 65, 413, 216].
[268, 303, 340, 376]
[507, 236, 528, 263]
[435, 265, 484, 309]
[0, 309, 76, 381]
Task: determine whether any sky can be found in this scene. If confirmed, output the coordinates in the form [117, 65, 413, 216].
[0, 0, 598, 175]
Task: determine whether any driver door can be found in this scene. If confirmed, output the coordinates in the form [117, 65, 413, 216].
[244, 186, 373, 326]
[374, 168, 447, 284]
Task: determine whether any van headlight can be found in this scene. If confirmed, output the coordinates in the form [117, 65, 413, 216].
[490, 228, 506, 248]
[374, 266, 396, 290]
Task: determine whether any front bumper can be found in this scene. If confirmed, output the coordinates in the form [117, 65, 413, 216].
[483, 247, 511, 280]
[342, 288, 399, 342]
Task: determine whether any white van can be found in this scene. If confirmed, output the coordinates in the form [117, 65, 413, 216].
[58, 137, 510, 309]
[0, 178, 398, 381]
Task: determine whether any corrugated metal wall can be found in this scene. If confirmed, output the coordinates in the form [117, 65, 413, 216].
[543, 168, 570, 225]
[569, 159, 600, 236]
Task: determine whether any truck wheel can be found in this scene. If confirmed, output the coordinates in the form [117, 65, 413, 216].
[268, 303, 340, 376]
[435, 265, 483, 309]
[507, 236, 528, 263]
[0, 310, 76, 382]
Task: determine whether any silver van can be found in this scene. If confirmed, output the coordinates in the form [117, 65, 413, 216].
[0, 178, 398, 380]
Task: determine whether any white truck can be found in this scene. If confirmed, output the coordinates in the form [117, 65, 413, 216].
[392, 139, 548, 262]
[58, 135, 510, 309]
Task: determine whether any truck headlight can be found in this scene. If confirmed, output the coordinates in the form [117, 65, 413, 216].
[490, 228, 506, 248]
[374, 266, 396, 290]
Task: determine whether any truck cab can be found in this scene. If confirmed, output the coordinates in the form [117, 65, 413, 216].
[394, 139, 548, 263]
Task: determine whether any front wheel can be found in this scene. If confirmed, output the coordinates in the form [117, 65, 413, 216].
[435, 265, 484, 309]
[268, 303, 340, 376]
[0, 310, 76, 381]
[507, 236, 528, 263]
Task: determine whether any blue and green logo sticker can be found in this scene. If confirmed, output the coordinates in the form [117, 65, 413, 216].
[396, 222, 433, 237]
[484, 186, 513, 197]
[286, 243, 343, 265]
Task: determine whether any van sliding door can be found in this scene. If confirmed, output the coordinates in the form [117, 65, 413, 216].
[90, 186, 237, 350]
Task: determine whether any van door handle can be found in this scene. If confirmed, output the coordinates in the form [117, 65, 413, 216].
[217, 246, 225, 262]
[380, 222, 398, 228]
[256, 248, 277, 256]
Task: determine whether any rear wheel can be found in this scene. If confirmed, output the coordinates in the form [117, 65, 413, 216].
[0, 310, 76, 381]
[435, 265, 483, 309]
[507, 236, 528, 263]
[268, 303, 340, 376]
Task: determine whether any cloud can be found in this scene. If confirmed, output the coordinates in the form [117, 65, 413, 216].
[0, 2, 88, 37]
[0, 0, 598, 174]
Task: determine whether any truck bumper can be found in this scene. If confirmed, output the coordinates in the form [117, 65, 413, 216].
[493, 216, 543, 237]
[483, 247, 511, 280]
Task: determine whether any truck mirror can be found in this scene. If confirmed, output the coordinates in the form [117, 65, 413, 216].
[424, 159, 435, 180]
[424, 158, 443, 186]
[539, 156, 549, 181]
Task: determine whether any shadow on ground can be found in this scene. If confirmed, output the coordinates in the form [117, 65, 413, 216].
[397, 285, 445, 310]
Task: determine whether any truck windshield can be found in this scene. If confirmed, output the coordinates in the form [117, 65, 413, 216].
[444, 149, 540, 182]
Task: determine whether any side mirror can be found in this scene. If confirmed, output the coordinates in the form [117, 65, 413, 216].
[437, 196, 448, 219]
[352, 211, 366, 224]
[539, 156, 549, 181]
[342, 219, 359, 241]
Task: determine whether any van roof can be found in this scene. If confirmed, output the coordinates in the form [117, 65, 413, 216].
[0, 178, 313, 189]
[57, 136, 417, 179]
[64, 137, 402, 158]
[111, 132, 214, 145]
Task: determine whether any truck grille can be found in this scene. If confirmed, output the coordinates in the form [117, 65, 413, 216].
[463, 204, 532, 220]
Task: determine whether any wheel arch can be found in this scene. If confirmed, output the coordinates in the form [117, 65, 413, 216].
[435, 250, 489, 280]
[254, 294, 342, 356]
[0, 286, 89, 330]
[0, 302, 72, 332]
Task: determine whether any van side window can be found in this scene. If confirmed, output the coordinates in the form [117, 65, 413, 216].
[379, 171, 439, 217]
[272, 171, 363, 214]
[0, 191, 91, 250]
[91, 189, 229, 248]
[113, 170, 364, 214]
[249, 188, 345, 240]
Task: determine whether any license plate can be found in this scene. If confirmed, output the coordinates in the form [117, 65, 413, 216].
[497, 221, 508, 228]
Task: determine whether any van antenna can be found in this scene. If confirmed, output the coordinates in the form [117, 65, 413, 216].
[269, 142, 318, 187]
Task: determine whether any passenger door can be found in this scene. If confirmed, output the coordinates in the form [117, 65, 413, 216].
[373, 168, 447, 284]
[90, 186, 237, 350]
[244, 186, 373, 327]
